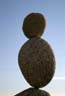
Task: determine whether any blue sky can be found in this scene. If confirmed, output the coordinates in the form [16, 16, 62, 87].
[0, 0, 65, 96]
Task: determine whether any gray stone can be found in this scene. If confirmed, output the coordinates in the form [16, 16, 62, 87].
[22, 13, 46, 38]
[18, 37, 55, 88]
[15, 88, 50, 96]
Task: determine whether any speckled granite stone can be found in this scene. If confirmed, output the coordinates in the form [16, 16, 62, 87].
[18, 37, 55, 88]
[15, 88, 50, 96]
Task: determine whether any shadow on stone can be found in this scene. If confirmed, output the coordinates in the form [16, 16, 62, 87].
[15, 88, 51, 96]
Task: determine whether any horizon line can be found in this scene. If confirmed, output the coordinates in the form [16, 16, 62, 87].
[53, 77, 65, 80]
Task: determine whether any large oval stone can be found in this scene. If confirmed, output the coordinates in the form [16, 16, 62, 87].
[18, 37, 55, 88]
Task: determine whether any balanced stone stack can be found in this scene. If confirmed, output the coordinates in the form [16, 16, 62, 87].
[15, 13, 56, 96]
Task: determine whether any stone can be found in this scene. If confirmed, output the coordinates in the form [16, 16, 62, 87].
[15, 88, 50, 96]
[22, 13, 46, 38]
[18, 37, 55, 88]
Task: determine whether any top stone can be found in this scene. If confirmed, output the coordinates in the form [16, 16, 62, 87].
[22, 13, 46, 38]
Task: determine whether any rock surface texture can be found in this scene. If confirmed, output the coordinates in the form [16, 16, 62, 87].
[15, 88, 50, 96]
[18, 37, 55, 88]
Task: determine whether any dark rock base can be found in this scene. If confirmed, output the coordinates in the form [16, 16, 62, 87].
[15, 88, 50, 96]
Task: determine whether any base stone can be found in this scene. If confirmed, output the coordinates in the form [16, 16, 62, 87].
[15, 88, 50, 96]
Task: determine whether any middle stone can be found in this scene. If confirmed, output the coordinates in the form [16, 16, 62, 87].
[18, 37, 55, 88]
